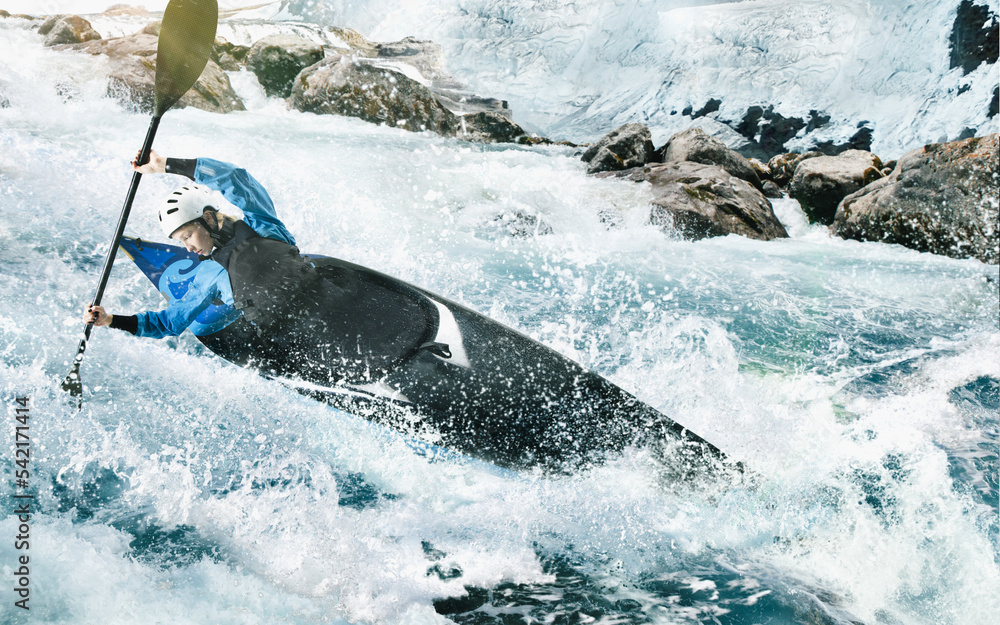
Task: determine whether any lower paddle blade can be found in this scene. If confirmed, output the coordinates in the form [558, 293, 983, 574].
[154, 0, 218, 116]
[61, 357, 83, 397]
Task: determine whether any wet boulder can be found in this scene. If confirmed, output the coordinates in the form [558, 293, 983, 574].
[833, 135, 999, 264]
[108, 55, 245, 114]
[658, 127, 763, 191]
[42, 15, 101, 46]
[137, 20, 160, 36]
[460, 111, 526, 143]
[582, 123, 656, 174]
[37, 14, 67, 34]
[246, 34, 325, 98]
[748, 157, 771, 183]
[212, 37, 250, 72]
[790, 150, 883, 224]
[762, 181, 783, 199]
[290, 54, 459, 135]
[482, 209, 553, 238]
[375, 36, 449, 82]
[767, 151, 822, 187]
[1, 11, 35, 20]
[607, 162, 788, 241]
[65, 34, 245, 114]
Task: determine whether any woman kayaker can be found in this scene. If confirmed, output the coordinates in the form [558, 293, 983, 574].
[84, 150, 430, 383]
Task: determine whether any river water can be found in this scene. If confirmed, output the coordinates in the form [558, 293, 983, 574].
[1, 12, 998, 625]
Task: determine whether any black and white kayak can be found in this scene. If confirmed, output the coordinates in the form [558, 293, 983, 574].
[119, 235, 727, 472]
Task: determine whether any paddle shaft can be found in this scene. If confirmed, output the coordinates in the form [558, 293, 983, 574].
[61, 0, 218, 400]
[63, 115, 161, 389]
[90, 116, 161, 312]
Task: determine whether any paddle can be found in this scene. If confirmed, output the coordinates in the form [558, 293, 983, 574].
[61, 0, 218, 401]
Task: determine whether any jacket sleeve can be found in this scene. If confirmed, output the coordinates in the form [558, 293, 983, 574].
[192, 158, 296, 245]
[134, 267, 222, 339]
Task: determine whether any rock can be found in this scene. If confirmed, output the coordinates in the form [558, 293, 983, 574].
[37, 15, 67, 35]
[679, 101, 877, 162]
[67, 31, 157, 58]
[109, 55, 245, 114]
[246, 34, 325, 98]
[581, 123, 655, 175]
[483, 210, 553, 238]
[0, 10, 9, 18]
[290, 55, 458, 135]
[813, 123, 875, 155]
[790, 150, 883, 224]
[331, 30, 508, 120]
[43, 15, 101, 46]
[762, 181, 783, 199]
[748, 157, 771, 182]
[767, 151, 822, 187]
[734, 105, 807, 160]
[683, 98, 721, 119]
[65, 34, 245, 114]
[519, 136, 575, 147]
[658, 127, 763, 191]
[212, 37, 250, 72]
[103, 5, 151, 17]
[329, 27, 377, 55]
[833, 135, 999, 264]
[375, 36, 449, 82]
[460, 112, 526, 143]
[138, 20, 159, 36]
[607, 162, 788, 241]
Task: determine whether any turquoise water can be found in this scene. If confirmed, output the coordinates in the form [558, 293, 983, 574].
[1, 15, 999, 624]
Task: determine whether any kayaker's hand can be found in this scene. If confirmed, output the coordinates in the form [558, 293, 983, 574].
[84, 304, 113, 327]
[132, 149, 166, 174]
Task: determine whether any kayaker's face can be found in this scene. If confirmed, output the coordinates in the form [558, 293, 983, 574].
[172, 222, 214, 256]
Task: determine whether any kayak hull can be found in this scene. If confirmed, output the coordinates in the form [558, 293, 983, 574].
[119, 236, 724, 471]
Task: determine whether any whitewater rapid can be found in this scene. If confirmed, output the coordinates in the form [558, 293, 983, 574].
[1, 7, 998, 625]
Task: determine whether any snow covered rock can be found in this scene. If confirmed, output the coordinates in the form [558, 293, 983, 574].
[291, 55, 459, 135]
[950, 0, 999, 75]
[581, 123, 656, 174]
[659, 127, 763, 191]
[246, 34, 324, 98]
[790, 150, 884, 224]
[607, 162, 788, 241]
[42, 15, 101, 47]
[64, 33, 245, 114]
[833, 135, 999, 264]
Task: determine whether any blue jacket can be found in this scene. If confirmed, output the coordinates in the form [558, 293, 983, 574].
[135, 158, 296, 338]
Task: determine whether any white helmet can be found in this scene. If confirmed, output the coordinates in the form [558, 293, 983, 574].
[158, 184, 217, 238]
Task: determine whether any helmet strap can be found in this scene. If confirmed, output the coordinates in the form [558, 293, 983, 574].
[199, 211, 224, 242]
